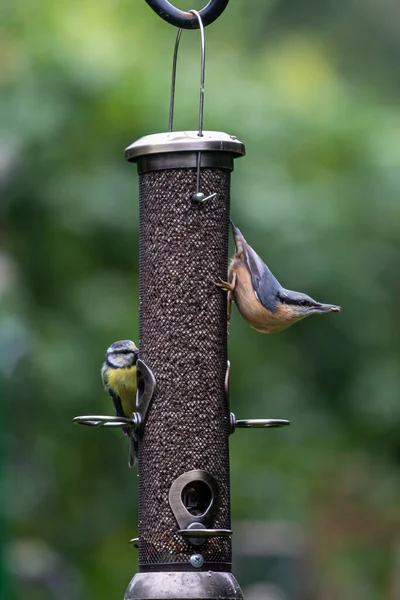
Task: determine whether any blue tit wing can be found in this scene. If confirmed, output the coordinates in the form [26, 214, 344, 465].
[102, 362, 137, 467]
[110, 390, 125, 419]
[109, 388, 137, 467]
[242, 242, 283, 314]
[101, 363, 125, 419]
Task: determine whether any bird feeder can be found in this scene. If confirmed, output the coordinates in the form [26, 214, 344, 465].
[74, 2, 289, 599]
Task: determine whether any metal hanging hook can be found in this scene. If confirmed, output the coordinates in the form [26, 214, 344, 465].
[144, 0, 230, 30]
[169, 9, 217, 203]
[169, 9, 205, 135]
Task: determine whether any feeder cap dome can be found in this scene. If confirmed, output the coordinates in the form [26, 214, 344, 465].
[125, 130, 246, 162]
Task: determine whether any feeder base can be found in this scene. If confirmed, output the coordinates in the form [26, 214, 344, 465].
[124, 571, 243, 600]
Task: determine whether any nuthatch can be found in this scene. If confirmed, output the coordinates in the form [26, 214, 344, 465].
[218, 221, 340, 333]
[101, 340, 139, 467]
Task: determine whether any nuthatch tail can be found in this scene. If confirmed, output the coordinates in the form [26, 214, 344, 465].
[218, 221, 340, 333]
[101, 340, 139, 467]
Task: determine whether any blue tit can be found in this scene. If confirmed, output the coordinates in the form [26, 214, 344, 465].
[101, 340, 139, 467]
[218, 220, 340, 333]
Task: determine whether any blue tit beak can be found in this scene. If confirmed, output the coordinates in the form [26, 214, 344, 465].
[127, 342, 139, 358]
[314, 303, 341, 314]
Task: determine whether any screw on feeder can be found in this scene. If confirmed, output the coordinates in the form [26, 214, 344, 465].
[169, 9, 217, 203]
[190, 554, 204, 568]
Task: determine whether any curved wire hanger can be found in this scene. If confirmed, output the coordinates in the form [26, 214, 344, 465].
[168, 10, 216, 203]
[169, 9, 205, 136]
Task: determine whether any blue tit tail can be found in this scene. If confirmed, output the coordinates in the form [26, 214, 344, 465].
[128, 431, 138, 468]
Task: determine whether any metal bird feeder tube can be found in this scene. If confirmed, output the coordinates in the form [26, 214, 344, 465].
[124, 130, 245, 600]
[126, 7, 242, 598]
[73, 2, 288, 599]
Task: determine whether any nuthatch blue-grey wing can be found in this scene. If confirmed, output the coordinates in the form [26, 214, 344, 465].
[101, 340, 139, 467]
[217, 220, 340, 334]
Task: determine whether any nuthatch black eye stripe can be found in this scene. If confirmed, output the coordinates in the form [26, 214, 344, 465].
[280, 296, 312, 308]
[217, 220, 341, 334]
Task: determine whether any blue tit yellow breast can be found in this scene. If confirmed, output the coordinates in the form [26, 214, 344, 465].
[107, 365, 137, 417]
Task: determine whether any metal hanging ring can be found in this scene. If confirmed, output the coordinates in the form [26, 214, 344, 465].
[144, 0, 229, 30]
[169, 9, 205, 135]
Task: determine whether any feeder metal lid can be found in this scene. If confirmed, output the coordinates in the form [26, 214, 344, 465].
[125, 130, 246, 162]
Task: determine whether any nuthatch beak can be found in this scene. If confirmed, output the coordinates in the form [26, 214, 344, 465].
[217, 220, 340, 334]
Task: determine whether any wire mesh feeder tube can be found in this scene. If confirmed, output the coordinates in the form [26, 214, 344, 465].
[124, 130, 245, 600]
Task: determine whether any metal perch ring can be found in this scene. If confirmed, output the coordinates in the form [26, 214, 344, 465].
[73, 414, 141, 429]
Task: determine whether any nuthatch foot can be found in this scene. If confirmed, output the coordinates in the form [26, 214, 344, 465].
[218, 221, 340, 333]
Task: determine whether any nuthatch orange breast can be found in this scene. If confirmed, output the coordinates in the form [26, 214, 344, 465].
[218, 221, 340, 333]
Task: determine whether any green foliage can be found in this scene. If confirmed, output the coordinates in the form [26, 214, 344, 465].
[2, 1, 400, 598]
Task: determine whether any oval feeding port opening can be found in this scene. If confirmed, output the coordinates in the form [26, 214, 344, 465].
[181, 480, 213, 517]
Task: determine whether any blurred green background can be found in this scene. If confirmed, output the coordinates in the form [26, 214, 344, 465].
[2, 0, 400, 599]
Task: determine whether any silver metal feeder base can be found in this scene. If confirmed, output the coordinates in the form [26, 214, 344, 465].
[124, 571, 243, 600]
